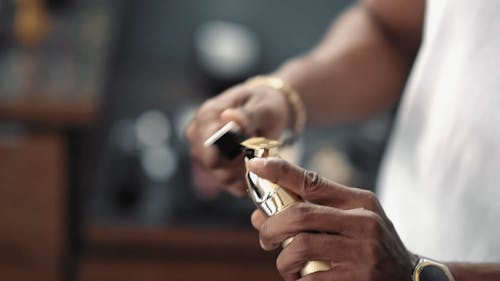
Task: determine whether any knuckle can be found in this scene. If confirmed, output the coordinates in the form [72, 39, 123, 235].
[276, 158, 290, 174]
[362, 190, 377, 204]
[267, 158, 290, 182]
[291, 233, 314, 259]
[291, 204, 316, 225]
[251, 211, 263, 230]
[275, 253, 288, 275]
[301, 170, 324, 196]
[258, 221, 274, 246]
[360, 190, 380, 212]
[362, 211, 384, 237]
[367, 258, 382, 280]
[266, 159, 305, 188]
[364, 239, 382, 261]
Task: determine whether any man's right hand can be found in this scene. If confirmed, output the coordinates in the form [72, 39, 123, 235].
[185, 81, 292, 196]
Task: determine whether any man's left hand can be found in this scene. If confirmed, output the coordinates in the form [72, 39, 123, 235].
[248, 157, 418, 281]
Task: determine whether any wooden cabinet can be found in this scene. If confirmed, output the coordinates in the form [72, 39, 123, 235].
[0, 132, 66, 281]
[0, 132, 282, 281]
[78, 226, 281, 281]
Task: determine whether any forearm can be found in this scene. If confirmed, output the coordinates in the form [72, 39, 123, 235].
[274, 3, 421, 126]
[448, 263, 500, 281]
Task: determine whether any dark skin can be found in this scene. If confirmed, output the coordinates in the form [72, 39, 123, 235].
[186, 0, 500, 279]
[248, 157, 417, 281]
[247, 158, 500, 281]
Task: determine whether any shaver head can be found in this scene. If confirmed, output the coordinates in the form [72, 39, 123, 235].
[240, 137, 281, 158]
[203, 122, 282, 160]
[245, 171, 299, 216]
[241, 137, 299, 216]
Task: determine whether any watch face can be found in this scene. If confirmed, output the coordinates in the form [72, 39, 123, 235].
[420, 265, 451, 281]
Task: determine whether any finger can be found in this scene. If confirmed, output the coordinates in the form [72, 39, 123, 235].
[211, 156, 245, 183]
[247, 157, 381, 212]
[283, 273, 300, 281]
[187, 93, 246, 168]
[190, 146, 222, 170]
[276, 233, 356, 277]
[246, 157, 353, 205]
[259, 203, 380, 250]
[188, 121, 229, 169]
[190, 155, 247, 197]
[251, 209, 267, 230]
[223, 178, 248, 197]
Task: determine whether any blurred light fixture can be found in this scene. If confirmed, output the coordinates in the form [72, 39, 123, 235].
[135, 110, 171, 148]
[13, 0, 51, 48]
[140, 145, 177, 183]
[308, 145, 355, 186]
[194, 20, 260, 80]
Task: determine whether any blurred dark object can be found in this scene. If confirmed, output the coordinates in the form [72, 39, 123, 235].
[0, 1, 118, 281]
[302, 113, 394, 189]
[86, 106, 254, 228]
[0, 1, 13, 49]
[46, 0, 71, 11]
[0, 0, 116, 126]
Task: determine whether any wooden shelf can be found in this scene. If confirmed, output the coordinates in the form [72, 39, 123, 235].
[84, 224, 272, 260]
[80, 225, 281, 281]
[78, 258, 280, 281]
[0, 96, 97, 127]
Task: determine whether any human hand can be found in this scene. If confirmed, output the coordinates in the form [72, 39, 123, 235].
[186, 82, 291, 196]
[248, 157, 418, 281]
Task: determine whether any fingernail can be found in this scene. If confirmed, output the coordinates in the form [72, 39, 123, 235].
[248, 157, 267, 169]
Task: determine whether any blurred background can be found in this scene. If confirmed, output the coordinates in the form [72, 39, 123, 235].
[0, 0, 396, 280]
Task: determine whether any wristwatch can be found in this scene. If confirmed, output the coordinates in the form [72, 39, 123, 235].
[412, 257, 455, 281]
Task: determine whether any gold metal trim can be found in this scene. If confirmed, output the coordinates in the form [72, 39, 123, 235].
[413, 258, 455, 281]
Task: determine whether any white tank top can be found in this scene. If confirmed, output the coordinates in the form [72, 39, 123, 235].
[378, 0, 500, 262]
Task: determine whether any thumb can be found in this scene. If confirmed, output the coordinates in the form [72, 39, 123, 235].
[247, 157, 355, 207]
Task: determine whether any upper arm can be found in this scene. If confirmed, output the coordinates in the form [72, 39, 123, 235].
[362, 0, 425, 55]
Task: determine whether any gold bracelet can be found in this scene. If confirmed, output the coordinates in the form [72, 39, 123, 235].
[245, 75, 306, 144]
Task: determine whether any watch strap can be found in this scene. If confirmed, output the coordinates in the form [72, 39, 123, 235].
[412, 257, 455, 281]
